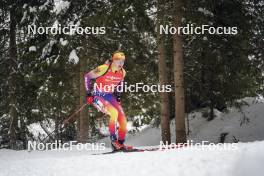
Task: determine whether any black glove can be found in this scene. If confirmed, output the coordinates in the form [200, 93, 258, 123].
[116, 95, 121, 102]
[86, 91, 92, 97]
[86, 92, 94, 104]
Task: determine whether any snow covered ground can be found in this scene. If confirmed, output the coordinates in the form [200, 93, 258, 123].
[121, 97, 264, 147]
[1, 97, 264, 176]
[0, 141, 263, 176]
[26, 97, 264, 146]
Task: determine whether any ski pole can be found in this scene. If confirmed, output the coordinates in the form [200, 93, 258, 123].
[62, 103, 88, 125]
[39, 103, 88, 143]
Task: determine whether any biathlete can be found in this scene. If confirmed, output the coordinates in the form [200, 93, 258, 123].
[84, 51, 132, 151]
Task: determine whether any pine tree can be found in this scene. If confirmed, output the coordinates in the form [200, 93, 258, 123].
[8, 5, 18, 149]
[157, 0, 171, 144]
[173, 0, 187, 144]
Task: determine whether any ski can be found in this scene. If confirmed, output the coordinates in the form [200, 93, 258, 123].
[92, 145, 186, 155]
[92, 148, 143, 155]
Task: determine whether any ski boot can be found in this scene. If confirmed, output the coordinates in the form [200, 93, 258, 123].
[111, 140, 133, 151]
[111, 140, 124, 151]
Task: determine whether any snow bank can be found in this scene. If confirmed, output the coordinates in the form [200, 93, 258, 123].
[122, 97, 264, 147]
[1, 97, 264, 176]
[0, 141, 263, 176]
[189, 97, 264, 143]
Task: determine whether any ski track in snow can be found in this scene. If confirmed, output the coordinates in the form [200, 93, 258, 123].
[0, 141, 264, 176]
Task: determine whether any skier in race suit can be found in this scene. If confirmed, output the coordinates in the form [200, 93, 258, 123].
[84, 51, 132, 151]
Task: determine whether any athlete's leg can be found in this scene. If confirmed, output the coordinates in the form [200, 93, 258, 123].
[93, 96, 118, 141]
[117, 107, 127, 143]
[108, 98, 127, 144]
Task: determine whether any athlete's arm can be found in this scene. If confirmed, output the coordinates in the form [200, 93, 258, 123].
[115, 68, 126, 102]
[84, 64, 108, 92]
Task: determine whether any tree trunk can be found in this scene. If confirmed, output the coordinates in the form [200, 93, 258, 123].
[157, 0, 171, 144]
[8, 8, 18, 149]
[173, 0, 187, 144]
[77, 54, 89, 143]
[208, 70, 215, 121]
